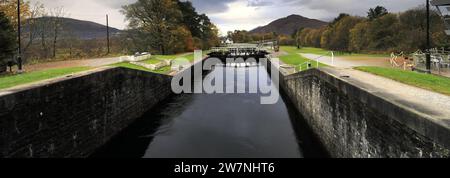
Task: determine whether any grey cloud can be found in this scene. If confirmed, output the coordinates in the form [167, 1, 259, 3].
[190, 0, 239, 13]
[27, 0, 427, 33]
[280, 0, 424, 15]
[86, 0, 234, 12]
[95, 0, 137, 9]
[247, 0, 273, 7]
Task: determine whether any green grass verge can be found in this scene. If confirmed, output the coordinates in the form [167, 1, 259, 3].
[146, 53, 195, 64]
[110, 62, 172, 74]
[153, 66, 172, 74]
[110, 62, 152, 72]
[279, 46, 328, 71]
[0, 67, 90, 90]
[282, 46, 330, 56]
[111, 53, 199, 75]
[153, 54, 180, 60]
[181, 53, 195, 62]
[279, 54, 327, 71]
[281, 46, 390, 57]
[142, 58, 162, 64]
[355, 66, 450, 96]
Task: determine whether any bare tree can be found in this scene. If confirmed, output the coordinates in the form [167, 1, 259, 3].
[33, 7, 51, 59]
[38, 16, 49, 59]
[49, 7, 66, 58]
[61, 26, 80, 58]
[22, 2, 45, 59]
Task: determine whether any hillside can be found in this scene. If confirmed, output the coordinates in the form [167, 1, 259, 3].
[250, 14, 327, 35]
[25, 17, 121, 40]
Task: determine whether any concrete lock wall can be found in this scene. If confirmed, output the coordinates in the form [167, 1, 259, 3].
[0, 67, 173, 158]
[269, 59, 450, 158]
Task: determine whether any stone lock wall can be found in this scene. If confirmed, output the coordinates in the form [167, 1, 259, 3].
[0, 67, 173, 158]
[265, 57, 450, 158]
[277, 67, 450, 158]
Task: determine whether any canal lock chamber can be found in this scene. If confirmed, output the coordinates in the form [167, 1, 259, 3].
[92, 58, 329, 158]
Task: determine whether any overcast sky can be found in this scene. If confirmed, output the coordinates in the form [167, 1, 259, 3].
[29, 0, 425, 35]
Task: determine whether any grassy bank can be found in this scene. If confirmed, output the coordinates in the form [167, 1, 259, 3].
[110, 62, 152, 72]
[0, 52, 198, 90]
[279, 53, 328, 71]
[153, 53, 195, 62]
[111, 62, 174, 75]
[279, 46, 328, 71]
[142, 53, 196, 64]
[281, 46, 390, 57]
[355, 66, 450, 96]
[114, 53, 196, 75]
[0, 67, 90, 90]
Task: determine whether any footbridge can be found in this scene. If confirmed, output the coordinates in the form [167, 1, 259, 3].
[208, 43, 270, 61]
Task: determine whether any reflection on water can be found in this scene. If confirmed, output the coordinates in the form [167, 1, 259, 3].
[92, 65, 327, 158]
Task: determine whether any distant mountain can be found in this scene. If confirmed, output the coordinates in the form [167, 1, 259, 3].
[26, 17, 121, 40]
[250, 14, 327, 35]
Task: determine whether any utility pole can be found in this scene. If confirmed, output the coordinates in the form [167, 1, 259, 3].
[106, 14, 110, 55]
[17, 0, 23, 72]
[426, 0, 431, 74]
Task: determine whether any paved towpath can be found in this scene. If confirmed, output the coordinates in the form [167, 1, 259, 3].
[291, 53, 450, 121]
[332, 68, 450, 119]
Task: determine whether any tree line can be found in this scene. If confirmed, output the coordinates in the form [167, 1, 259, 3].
[121, 0, 220, 55]
[296, 6, 450, 53]
[225, 30, 295, 45]
[0, 0, 220, 70]
[225, 5, 450, 54]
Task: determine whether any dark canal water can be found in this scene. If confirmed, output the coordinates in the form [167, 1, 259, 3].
[92, 64, 327, 158]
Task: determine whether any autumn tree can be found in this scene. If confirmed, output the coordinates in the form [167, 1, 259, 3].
[330, 13, 350, 26]
[0, 0, 30, 30]
[365, 14, 400, 51]
[168, 26, 193, 53]
[228, 30, 253, 43]
[349, 21, 370, 52]
[320, 28, 332, 49]
[328, 16, 363, 51]
[123, 0, 182, 55]
[203, 24, 220, 48]
[278, 34, 294, 45]
[294, 28, 304, 48]
[297, 28, 312, 47]
[309, 28, 325, 48]
[397, 6, 448, 51]
[293, 5, 450, 53]
[177, 1, 219, 48]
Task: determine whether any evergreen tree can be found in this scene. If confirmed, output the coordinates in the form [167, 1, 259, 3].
[368, 6, 388, 20]
[0, 11, 17, 65]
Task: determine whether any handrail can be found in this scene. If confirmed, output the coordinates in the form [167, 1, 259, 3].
[296, 51, 334, 72]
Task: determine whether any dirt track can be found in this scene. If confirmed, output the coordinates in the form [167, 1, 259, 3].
[22, 57, 122, 72]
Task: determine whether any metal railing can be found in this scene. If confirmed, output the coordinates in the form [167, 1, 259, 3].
[295, 51, 334, 72]
[412, 49, 450, 75]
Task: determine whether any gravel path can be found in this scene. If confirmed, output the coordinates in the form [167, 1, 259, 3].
[292, 53, 450, 120]
[335, 68, 450, 119]
[300, 53, 391, 68]
[23, 57, 123, 72]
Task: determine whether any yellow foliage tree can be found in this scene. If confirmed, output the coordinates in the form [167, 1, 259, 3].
[0, 0, 31, 30]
